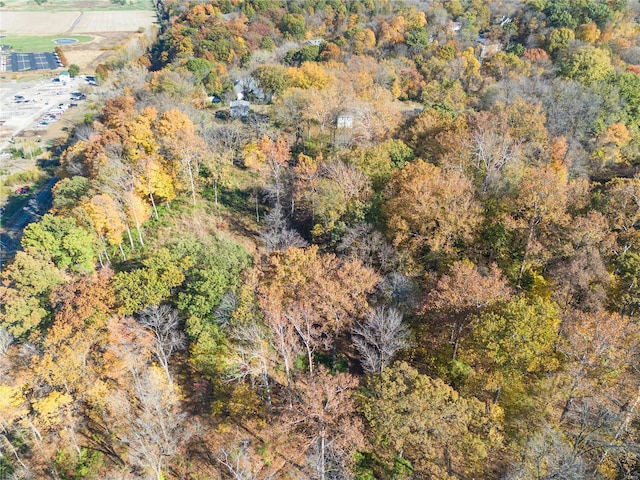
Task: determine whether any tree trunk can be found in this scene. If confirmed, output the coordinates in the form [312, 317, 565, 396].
[187, 158, 196, 206]
[119, 243, 127, 261]
[125, 223, 135, 250]
[149, 191, 159, 220]
[320, 435, 326, 480]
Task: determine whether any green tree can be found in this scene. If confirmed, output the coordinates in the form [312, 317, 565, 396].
[253, 64, 291, 98]
[114, 248, 189, 315]
[279, 13, 306, 40]
[52, 176, 91, 214]
[462, 296, 561, 403]
[67, 64, 80, 77]
[559, 46, 613, 85]
[0, 249, 66, 339]
[185, 57, 213, 84]
[21, 214, 98, 274]
[360, 362, 502, 479]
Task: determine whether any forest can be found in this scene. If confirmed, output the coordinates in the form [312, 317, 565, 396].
[1, 0, 640, 478]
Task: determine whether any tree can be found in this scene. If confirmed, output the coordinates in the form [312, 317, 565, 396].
[385, 159, 481, 261]
[259, 246, 379, 377]
[0, 248, 66, 339]
[103, 318, 191, 480]
[424, 261, 512, 360]
[67, 64, 80, 77]
[21, 214, 98, 274]
[352, 306, 410, 374]
[114, 248, 188, 315]
[253, 64, 291, 99]
[463, 296, 561, 403]
[279, 13, 306, 40]
[501, 163, 570, 285]
[51, 176, 91, 214]
[559, 46, 613, 85]
[138, 305, 186, 384]
[156, 109, 206, 206]
[360, 362, 501, 479]
[285, 368, 364, 480]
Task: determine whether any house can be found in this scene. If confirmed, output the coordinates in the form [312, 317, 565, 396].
[233, 77, 268, 102]
[230, 100, 250, 118]
[305, 39, 324, 47]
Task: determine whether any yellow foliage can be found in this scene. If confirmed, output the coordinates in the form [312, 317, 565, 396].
[286, 62, 334, 89]
[84, 194, 126, 246]
[32, 391, 72, 429]
[0, 385, 28, 424]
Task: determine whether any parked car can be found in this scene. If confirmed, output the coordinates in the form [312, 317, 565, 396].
[15, 186, 30, 194]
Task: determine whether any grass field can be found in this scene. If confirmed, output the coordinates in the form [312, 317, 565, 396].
[1, 0, 153, 11]
[0, 35, 93, 52]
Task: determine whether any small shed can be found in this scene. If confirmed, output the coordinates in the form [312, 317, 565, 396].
[336, 114, 353, 129]
[230, 100, 250, 118]
[58, 71, 70, 82]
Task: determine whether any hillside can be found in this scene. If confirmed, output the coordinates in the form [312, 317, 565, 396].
[1, 1, 640, 479]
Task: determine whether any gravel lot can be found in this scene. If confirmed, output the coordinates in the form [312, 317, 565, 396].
[0, 75, 90, 153]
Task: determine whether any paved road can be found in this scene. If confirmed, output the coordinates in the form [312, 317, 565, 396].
[0, 176, 58, 267]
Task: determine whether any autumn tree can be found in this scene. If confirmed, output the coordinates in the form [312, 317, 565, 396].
[259, 246, 379, 378]
[138, 304, 186, 384]
[285, 368, 364, 480]
[424, 260, 512, 360]
[385, 160, 481, 262]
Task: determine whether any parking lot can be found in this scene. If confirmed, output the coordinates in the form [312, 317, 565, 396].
[8, 52, 61, 72]
[0, 75, 92, 153]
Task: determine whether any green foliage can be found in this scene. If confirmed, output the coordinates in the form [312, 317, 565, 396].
[52, 176, 91, 212]
[1, 168, 44, 187]
[279, 13, 306, 40]
[169, 235, 250, 376]
[114, 247, 189, 315]
[185, 57, 213, 83]
[359, 362, 501, 478]
[560, 46, 613, 85]
[284, 45, 320, 65]
[260, 36, 276, 51]
[465, 296, 561, 377]
[609, 72, 640, 127]
[22, 214, 98, 274]
[173, 235, 251, 321]
[55, 448, 104, 479]
[613, 252, 640, 315]
[253, 64, 291, 97]
[68, 64, 80, 77]
[0, 249, 66, 339]
[405, 26, 430, 49]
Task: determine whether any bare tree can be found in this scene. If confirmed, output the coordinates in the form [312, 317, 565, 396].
[138, 305, 187, 384]
[229, 322, 276, 410]
[0, 326, 12, 355]
[260, 203, 308, 252]
[505, 426, 587, 480]
[352, 307, 409, 374]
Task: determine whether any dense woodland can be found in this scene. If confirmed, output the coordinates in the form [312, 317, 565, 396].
[2, 0, 640, 478]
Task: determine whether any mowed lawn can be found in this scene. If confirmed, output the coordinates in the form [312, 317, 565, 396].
[1, 0, 152, 10]
[0, 35, 94, 52]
